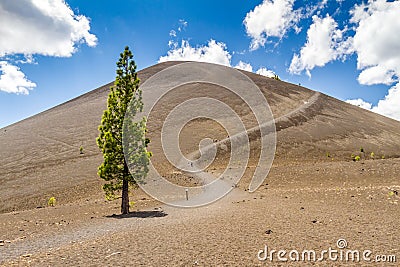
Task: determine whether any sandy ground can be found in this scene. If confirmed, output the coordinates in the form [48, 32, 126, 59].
[0, 158, 399, 266]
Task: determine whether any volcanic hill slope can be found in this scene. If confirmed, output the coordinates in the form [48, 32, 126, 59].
[0, 62, 399, 266]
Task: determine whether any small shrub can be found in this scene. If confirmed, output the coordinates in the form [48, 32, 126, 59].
[382, 155, 385, 159]
[48, 197, 56, 207]
[129, 201, 135, 208]
[326, 152, 331, 158]
[360, 147, 364, 153]
[370, 152, 375, 159]
[273, 74, 281, 81]
[354, 155, 361, 162]
[79, 146, 84, 154]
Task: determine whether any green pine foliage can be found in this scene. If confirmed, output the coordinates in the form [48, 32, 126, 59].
[97, 46, 151, 214]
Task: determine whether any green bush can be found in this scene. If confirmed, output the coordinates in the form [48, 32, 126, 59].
[48, 197, 56, 207]
[354, 156, 361, 162]
[273, 74, 281, 81]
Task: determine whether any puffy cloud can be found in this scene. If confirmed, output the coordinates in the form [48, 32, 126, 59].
[0, 0, 97, 57]
[346, 98, 372, 110]
[234, 61, 253, 72]
[160, 25, 279, 79]
[345, 0, 400, 121]
[159, 41, 278, 79]
[0, 0, 97, 94]
[357, 65, 396, 86]
[158, 40, 232, 66]
[242, 0, 400, 120]
[256, 67, 276, 78]
[288, 0, 400, 82]
[350, 0, 400, 85]
[372, 83, 400, 120]
[289, 15, 352, 77]
[243, 0, 301, 50]
[347, 83, 400, 121]
[234, 61, 276, 77]
[0, 61, 36, 95]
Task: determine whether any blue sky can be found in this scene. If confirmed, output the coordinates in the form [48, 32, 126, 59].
[0, 0, 399, 128]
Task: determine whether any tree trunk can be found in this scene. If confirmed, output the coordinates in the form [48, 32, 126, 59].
[121, 161, 130, 214]
[121, 179, 129, 214]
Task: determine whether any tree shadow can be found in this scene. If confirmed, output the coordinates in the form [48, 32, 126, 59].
[107, 210, 168, 219]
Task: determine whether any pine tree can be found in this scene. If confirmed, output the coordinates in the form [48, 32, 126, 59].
[97, 46, 150, 214]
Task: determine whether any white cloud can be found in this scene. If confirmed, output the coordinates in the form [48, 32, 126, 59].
[346, 98, 372, 110]
[234, 61, 276, 78]
[179, 19, 188, 27]
[0, 61, 36, 95]
[287, 0, 400, 83]
[0, 0, 97, 57]
[256, 67, 276, 78]
[243, 0, 301, 50]
[372, 83, 400, 120]
[160, 40, 278, 79]
[350, 0, 400, 85]
[347, 83, 400, 121]
[289, 15, 352, 77]
[16, 54, 36, 65]
[178, 19, 188, 32]
[357, 65, 396, 85]
[0, 0, 97, 94]
[169, 30, 177, 37]
[304, 0, 328, 18]
[242, 0, 400, 120]
[158, 39, 232, 66]
[345, 0, 400, 121]
[234, 61, 253, 72]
